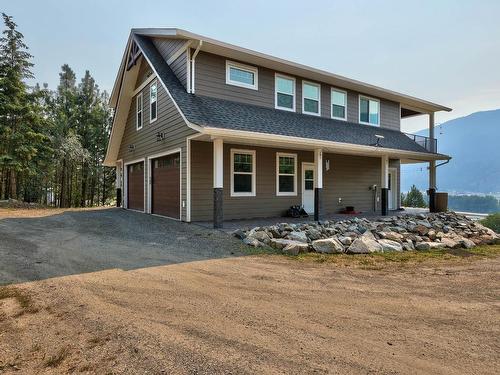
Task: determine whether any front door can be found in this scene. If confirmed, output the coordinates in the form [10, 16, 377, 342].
[302, 163, 315, 214]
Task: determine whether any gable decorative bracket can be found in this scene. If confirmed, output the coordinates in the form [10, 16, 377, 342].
[126, 41, 142, 71]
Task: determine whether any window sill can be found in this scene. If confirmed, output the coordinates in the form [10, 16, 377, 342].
[230, 192, 256, 197]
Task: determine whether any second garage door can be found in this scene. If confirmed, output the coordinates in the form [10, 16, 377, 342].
[127, 161, 144, 211]
[151, 153, 180, 219]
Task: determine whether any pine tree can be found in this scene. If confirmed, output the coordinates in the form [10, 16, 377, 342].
[402, 185, 427, 208]
[0, 13, 47, 200]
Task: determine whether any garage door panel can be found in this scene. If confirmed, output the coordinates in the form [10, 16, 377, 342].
[127, 161, 144, 211]
[152, 153, 180, 218]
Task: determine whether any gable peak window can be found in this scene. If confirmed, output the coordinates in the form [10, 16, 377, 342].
[231, 149, 256, 197]
[275, 74, 295, 111]
[276, 153, 297, 196]
[331, 89, 347, 120]
[302, 81, 321, 116]
[226, 61, 258, 90]
[359, 96, 380, 126]
[136, 93, 143, 130]
[150, 82, 157, 123]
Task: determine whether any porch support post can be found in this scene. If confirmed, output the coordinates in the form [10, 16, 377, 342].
[213, 138, 224, 228]
[314, 148, 323, 221]
[428, 112, 437, 212]
[381, 155, 389, 216]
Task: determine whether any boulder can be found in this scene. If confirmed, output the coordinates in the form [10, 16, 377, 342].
[346, 232, 383, 254]
[282, 241, 309, 255]
[378, 239, 403, 252]
[287, 231, 308, 243]
[402, 240, 415, 251]
[248, 230, 271, 244]
[306, 228, 322, 241]
[270, 239, 297, 250]
[243, 238, 263, 247]
[441, 237, 460, 248]
[312, 238, 344, 254]
[232, 229, 246, 240]
[338, 236, 352, 246]
[458, 237, 475, 249]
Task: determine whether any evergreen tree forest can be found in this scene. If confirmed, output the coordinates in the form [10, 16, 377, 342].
[0, 13, 114, 207]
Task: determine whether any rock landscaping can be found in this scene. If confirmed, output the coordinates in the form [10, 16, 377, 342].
[235, 212, 499, 254]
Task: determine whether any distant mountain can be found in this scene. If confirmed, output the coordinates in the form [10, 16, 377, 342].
[401, 109, 500, 194]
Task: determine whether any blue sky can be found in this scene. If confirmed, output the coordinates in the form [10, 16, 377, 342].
[3, 0, 499, 132]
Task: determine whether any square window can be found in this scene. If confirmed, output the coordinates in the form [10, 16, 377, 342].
[360, 96, 380, 126]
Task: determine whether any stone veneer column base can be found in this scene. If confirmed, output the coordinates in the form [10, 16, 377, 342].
[314, 188, 322, 221]
[213, 188, 223, 229]
[381, 188, 389, 216]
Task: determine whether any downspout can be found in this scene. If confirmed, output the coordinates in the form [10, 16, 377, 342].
[189, 40, 203, 93]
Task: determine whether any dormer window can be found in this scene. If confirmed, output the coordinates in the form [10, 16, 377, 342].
[226, 61, 258, 90]
[302, 81, 321, 116]
[275, 74, 295, 111]
[331, 88, 347, 120]
[359, 96, 380, 126]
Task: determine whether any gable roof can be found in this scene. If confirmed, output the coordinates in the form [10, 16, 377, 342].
[104, 32, 451, 166]
[113, 28, 451, 115]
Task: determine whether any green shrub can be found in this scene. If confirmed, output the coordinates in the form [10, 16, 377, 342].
[481, 213, 500, 233]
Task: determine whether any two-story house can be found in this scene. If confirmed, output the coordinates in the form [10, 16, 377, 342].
[104, 28, 451, 228]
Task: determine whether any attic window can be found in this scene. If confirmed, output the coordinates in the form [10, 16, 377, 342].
[136, 93, 143, 130]
[226, 60, 258, 90]
[150, 82, 157, 123]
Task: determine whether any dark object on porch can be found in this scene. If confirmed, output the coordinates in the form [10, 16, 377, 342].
[428, 188, 436, 212]
[286, 205, 309, 218]
[339, 207, 362, 215]
[435, 192, 448, 212]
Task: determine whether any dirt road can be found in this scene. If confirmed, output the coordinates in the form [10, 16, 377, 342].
[1, 254, 499, 374]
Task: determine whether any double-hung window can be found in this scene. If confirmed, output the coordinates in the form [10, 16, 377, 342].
[331, 88, 347, 120]
[302, 81, 321, 116]
[275, 74, 295, 111]
[136, 93, 143, 130]
[276, 153, 297, 196]
[226, 61, 258, 90]
[359, 96, 380, 126]
[231, 149, 256, 197]
[150, 82, 157, 123]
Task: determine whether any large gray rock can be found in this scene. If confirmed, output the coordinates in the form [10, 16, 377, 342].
[243, 238, 263, 247]
[306, 228, 322, 241]
[338, 236, 352, 246]
[378, 239, 403, 252]
[248, 230, 271, 244]
[312, 238, 344, 254]
[287, 231, 308, 243]
[346, 232, 383, 254]
[283, 242, 309, 255]
[402, 240, 415, 251]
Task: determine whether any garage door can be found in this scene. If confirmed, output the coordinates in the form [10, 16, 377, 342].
[127, 161, 144, 211]
[151, 153, 180, 218]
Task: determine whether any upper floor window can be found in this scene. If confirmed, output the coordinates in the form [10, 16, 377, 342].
[331, 88, 347, 120]
[302, 81, 321, 116]
[136, 93, 143, 130]
[150, 82, 157, 123]
[226, 60, 258, 90]
[275, 74, 295, 111]
[359, 96, 380, 126]
[231, 149, 256, 197]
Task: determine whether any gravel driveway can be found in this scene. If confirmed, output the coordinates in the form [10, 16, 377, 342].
[0, 208, 245, 285]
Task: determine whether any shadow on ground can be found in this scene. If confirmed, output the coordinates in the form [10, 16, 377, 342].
[0, 208, 248, 285]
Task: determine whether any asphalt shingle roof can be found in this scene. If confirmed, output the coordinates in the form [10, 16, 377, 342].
[135, 34, 437, 155]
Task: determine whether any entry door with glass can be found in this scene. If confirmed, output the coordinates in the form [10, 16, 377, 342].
[302, 163, 315, 214]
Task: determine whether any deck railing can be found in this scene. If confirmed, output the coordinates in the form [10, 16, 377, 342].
[405, 133, 437, 153]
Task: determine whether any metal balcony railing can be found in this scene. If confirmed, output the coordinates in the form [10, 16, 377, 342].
[405, 133, 437, 153]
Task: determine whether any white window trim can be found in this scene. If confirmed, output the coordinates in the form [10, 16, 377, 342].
[275, 73, 296, 112]
[225, 60, 258, 90]
[331, 87, 347, 121]
[358, 94, 381, 126]
[230, 149, 256, 197]
[276, 152, 297, 196]
[136, 93, 143, 130]
[302, 81, 321, 116]
[149, 81, 158, 123]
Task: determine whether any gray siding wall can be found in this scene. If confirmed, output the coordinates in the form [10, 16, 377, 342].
[190, 141, 400, 221]
[194, 51, 401, 130]
[117, 60, 197, 220]
[152, 38, 188, 88]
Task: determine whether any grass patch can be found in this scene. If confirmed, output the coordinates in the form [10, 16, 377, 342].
[0, 286, 38, 316]
[44, 346, 70, 368]
[290, 244, 500, 269]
